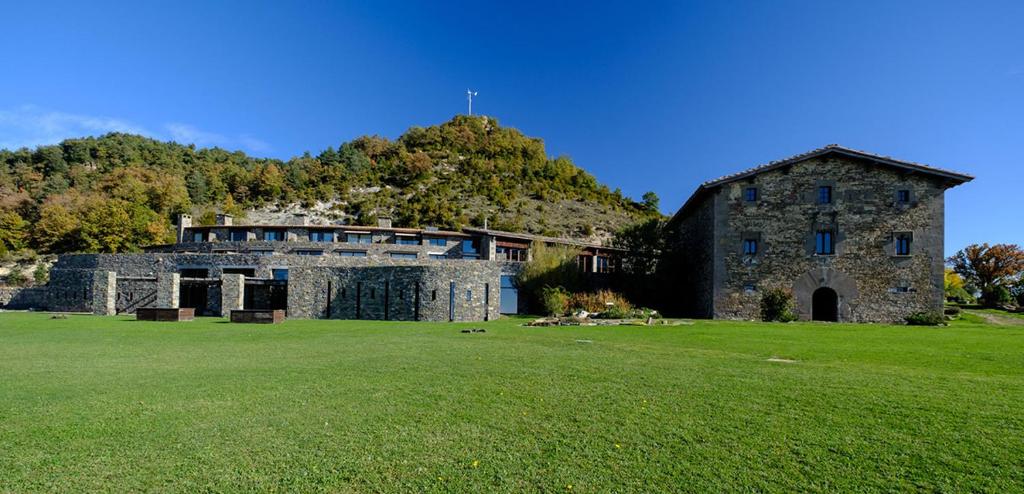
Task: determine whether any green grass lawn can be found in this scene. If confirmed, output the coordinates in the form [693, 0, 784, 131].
[1, 313, 1022, 492]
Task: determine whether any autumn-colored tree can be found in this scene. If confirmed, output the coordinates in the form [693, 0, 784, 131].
[0, 210, 28, 254]
[944, 268, 973, 303]
[947, 243, 1024, 293]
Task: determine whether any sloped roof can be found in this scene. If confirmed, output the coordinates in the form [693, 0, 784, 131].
[701, 144, 973, 187]
[669, 144, 974, 224]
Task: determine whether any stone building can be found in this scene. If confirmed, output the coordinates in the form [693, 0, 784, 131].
[666, 145, 973, 323]
[36, 216, 619, 321]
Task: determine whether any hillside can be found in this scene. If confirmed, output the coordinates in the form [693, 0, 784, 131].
[0, 115, 659, 257]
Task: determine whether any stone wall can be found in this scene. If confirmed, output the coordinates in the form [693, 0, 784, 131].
[698, 154, 948, 323]
[47, 269, 97, 312]
[115, 277, 158, 314]
[47, 251, 511, 321]
[667, 197, 715, 318]
[287, 262, 502, 321]
[0, 287, 47, 310]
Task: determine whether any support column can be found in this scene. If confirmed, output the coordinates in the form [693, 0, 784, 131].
[92, 271, 116, 316]
[221, 273, 245, 316]
[156, 273, 180, 308]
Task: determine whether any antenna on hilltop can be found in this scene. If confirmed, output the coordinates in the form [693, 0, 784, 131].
[466, 89, 478, 115]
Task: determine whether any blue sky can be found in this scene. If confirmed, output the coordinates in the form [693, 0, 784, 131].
[1, 1, 1021, 254]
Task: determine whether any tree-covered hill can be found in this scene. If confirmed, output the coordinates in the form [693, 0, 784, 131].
[0, 115, 659, 255]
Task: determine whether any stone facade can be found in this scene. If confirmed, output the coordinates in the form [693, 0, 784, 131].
[92, 271, 116, 316]
[668, 146, 972, 323]
[0, 287, 47, 310]
[37, 218, 618, 321]
[44, 252, 516, 321]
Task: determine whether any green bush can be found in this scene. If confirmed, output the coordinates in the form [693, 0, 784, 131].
[595, 305, 630, 319]
[5, 269, 29, 287]
[906, 311, 945, 326]
[760, 288, 797, 322]
[540, 286, 569, 317]
[516, 242, 583, 314]
[981, 285, 1012, 308]
[33, 264, 49, 285]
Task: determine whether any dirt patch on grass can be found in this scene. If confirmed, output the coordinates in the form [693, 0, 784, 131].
[967, 310, 1024, 326]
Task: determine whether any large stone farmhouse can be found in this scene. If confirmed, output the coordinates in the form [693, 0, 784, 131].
[666, 145, 973, 323]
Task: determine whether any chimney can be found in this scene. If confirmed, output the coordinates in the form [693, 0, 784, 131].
[216, 213, 233, 226]
[292, 213, 309, 226]
[377, 217, 392, 229]
[176, 214, 192, 243]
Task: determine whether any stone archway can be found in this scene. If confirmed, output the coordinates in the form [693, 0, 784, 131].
[793, 268, 858, 322]
[812, 287, 839, 321]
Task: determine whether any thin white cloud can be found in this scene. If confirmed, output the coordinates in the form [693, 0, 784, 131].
[0, 105, 151, 150]
[165, 122, 229, 147]
[0, 105, 271, 154]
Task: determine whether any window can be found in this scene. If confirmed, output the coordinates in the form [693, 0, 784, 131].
[191, 231, 206, 242]
[815, 231, 835, 255]
[272, 269, 288, 280]
[743, 284, 757, 294]
[337, 250, 367, 257]
[389, 252, 417, 260]
[346, 233, 372, 244]
[818, 186, 833, 204]
[295, 250, 323, 256]
[897, 190, 911, 204]
[309, 231, 334, 242]
[395, 236, 419, 245]
[229, 229, 249, 241]
[222, 268, 256, 277]
[895, 233, 912, 256]
[179, 268, 209, 278]
[427, 237, 447, 247]
[466, 290, 472, 302]
[428, 254, 447, 260]
[250, 250, 275, 256]
[263, 229, 285, 241]
[431, 290, 437, 301]
[497, 246, 528, 262]
[595, 256, 610, 273]
[742, 239, 758, 255]
[744, 187, 758, 202]
[462, 239, 480, 258]
[370, 288, 376, 300]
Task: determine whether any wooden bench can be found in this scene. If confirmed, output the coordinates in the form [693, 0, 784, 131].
[136, 308, 195, 321]
[229, 309, 285, 324]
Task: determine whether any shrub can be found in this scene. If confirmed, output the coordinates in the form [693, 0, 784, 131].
[33, 264, 49, 285]
[595, 305, 630, 319]
[540, 286, 569, 316]
[906, 311, 945, 326]
[4, 269, 29, 287]
[517, 242, 583, 314]
[981, 285, 1012, 308]
[760, 288, 797, 322]
[568, 289, 632, 314]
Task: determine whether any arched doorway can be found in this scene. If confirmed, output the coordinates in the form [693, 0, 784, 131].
[812, 287, 838, 322]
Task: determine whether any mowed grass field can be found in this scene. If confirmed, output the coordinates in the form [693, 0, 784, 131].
[1, 312, 1022, 492]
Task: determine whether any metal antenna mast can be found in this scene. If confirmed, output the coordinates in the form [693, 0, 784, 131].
[466, 89, 478, 115]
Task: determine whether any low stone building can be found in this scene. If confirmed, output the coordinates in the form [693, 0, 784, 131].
[666, 145, 972, 323]
[35, 217, 619, 321]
